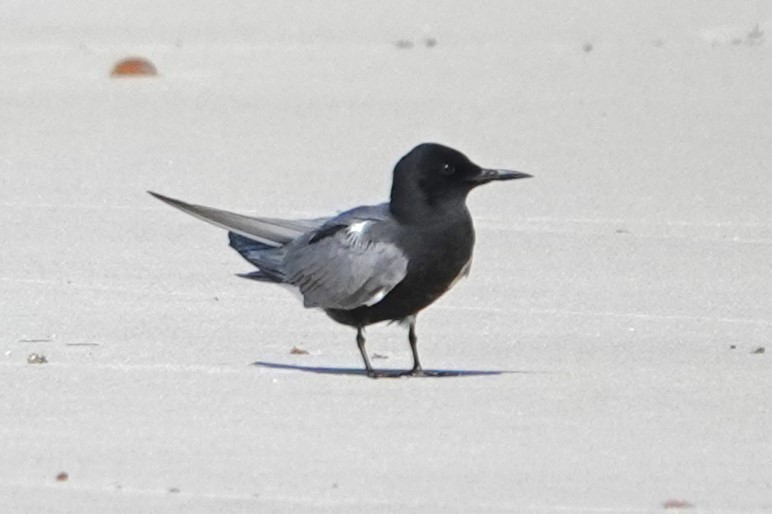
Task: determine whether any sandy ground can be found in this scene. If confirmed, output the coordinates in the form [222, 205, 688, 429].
[1, 1, 771, 512]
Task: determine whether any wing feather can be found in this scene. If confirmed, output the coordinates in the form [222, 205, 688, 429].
[284, 217, 407, 310]
[150, 192, 406, 311]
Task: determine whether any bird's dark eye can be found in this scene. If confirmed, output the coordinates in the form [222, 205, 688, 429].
[440, 163, 455, 176]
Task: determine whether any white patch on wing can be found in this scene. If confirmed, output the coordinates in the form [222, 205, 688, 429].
[362, 287, 387, 306]
[346, 221, 369, 244]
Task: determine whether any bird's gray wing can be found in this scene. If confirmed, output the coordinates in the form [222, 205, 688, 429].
[283, 207, 408, 310]
[148, 191, 328, 246]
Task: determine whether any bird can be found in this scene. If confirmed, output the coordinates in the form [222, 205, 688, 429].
[149, 143, 531, 377]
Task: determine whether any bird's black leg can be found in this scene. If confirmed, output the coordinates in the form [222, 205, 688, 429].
[407, 319, 423, 375]
[356, 327, 376, 378]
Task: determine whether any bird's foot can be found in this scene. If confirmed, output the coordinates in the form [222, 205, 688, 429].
[400, 366, 423, 377]
[365, 367, 449, 379]
[400, 368, 446, 377]
[366, 369, 403, 379]
[365, 368, 419, 379]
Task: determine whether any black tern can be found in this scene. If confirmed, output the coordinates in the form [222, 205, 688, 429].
[149, 143, 531, 377]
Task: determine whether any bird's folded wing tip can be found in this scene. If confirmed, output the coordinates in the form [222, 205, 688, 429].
[148, 191, 187, 208]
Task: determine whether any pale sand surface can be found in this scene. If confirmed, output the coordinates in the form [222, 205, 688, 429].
[1, 2, 771, 512]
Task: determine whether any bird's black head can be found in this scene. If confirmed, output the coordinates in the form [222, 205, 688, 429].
[390, 143, 531, 223]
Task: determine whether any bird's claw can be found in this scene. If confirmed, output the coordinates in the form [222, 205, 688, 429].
[366, 367, 444, 379]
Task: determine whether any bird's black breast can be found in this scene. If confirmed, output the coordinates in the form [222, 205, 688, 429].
[325, 214, 475, 327]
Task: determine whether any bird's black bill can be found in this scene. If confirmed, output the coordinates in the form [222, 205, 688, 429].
[468, 168, 532, 183]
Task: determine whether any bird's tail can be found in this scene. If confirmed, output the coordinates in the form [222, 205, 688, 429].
[148, 191, 323, 247]
[228, 232, 286, 283]
[148, 191, 332, 284]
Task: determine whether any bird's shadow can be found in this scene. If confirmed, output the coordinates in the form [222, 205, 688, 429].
[252, 360, 523, 378]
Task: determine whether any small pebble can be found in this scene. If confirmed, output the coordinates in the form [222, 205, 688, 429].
[27, 353, 48, 364]
[56, 472, 69, 482]
[662, 498, 693, 509]
[751, 347, 765, 354]
[290, 346, 309, 355]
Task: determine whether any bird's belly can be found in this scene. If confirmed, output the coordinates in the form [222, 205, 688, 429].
[326, 220, 475, 327]
[323, 253, 471, 327]
[361, 252, 472, 323]
[401, 256, 471, 304]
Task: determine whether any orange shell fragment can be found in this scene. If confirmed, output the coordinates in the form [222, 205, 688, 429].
[111, 57, 158, 77]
